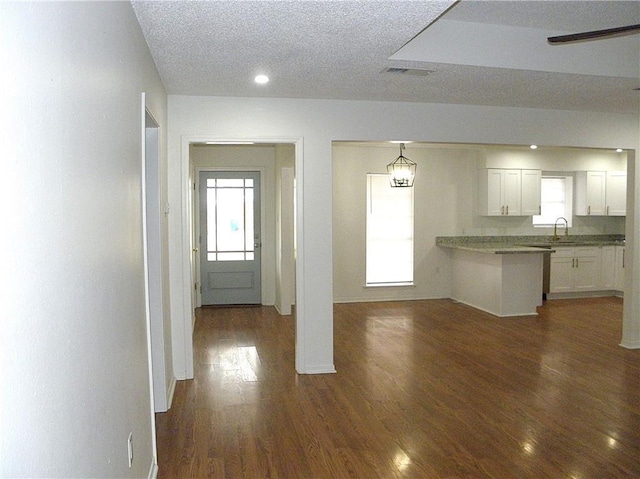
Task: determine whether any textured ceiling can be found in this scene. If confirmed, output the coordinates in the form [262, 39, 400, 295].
[132, 0, 640, 114]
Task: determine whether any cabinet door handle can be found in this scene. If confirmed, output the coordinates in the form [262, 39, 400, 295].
[572, 258, 575, 268]
[588, 205, 591, 215]
[501, 205, 504, 215]
[506, 205, 509, 215]
[539, 205, 541, 215]
[576, 258, 579, 268]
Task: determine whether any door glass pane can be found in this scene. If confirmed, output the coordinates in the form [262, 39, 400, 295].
[245, 188, 254, 252]
[205, 176, 256, 262]
[217, 178, 244, 187]
[216, 188, 245, 251]
[218, 252, 245, 261]
[206, 189, 217, 253]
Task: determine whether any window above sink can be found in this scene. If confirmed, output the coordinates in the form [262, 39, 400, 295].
[533, 175, 573, 228]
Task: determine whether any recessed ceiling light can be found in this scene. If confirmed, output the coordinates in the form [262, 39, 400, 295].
[254, 74, 269, 84]
[530, 145, 538, 150]
[616, 148, 624, 153]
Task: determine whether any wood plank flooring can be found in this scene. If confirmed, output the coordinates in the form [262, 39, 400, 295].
[156, 298, 640, 478]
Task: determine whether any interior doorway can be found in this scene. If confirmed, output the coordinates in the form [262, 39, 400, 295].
[174, 139, 300, 380]
[143, 109, 166, 410]
[190, 143, 296, 312]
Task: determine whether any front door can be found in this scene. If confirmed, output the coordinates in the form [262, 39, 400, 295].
[199, 171, 261, 305]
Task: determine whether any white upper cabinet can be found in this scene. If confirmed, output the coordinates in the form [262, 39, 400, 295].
[606, 171, 626, 216]
[478, 169, 540, 216]
[482, 169, 507, 216]
[576, 170, 626, 216]
[521, 169, 542, 216]
[575, 171, 606, 215]
[502, 169, 522, 216]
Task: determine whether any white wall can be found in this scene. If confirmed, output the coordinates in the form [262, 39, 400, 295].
[167, 95, 640, 377]
[333, 144, 472, 302]
[332, 143, 627, 303]
[0, 2, 167, 477]
[482, 145, 627, 171]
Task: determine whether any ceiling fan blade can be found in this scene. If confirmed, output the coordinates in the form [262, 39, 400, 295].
[548, 24, 640, 43]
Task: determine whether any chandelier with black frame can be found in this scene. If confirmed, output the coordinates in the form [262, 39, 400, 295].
[387, 142, 416, 187]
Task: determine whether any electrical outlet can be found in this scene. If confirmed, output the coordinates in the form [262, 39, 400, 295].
[127, 432, 133, 468]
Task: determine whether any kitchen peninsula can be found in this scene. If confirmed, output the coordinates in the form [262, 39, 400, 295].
[437, 236, 553, 317]
[437, 235, 625, 317]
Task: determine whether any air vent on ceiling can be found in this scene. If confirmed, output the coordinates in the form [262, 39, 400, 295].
[382, 67, 435, 77]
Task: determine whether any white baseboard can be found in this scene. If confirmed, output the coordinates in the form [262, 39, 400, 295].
[274, 303, 293, 316]
[297, 364, 336, 374]
[545, 290, 620, 300]
[147, 461, 159, 479]
[166, 376, 177, 409]
[450, 296, 539, 317]
[333, 295, 448, 304]
[620, 340, 640, 349]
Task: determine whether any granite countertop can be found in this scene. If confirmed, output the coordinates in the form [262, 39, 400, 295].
[436, 235, 625, 255]
[437, 242, 553, 255]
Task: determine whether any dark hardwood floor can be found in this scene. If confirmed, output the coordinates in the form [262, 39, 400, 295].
[156, 297, 640, 478]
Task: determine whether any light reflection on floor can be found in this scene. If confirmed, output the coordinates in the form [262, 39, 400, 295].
[393, 449, 412, 471]
[216, 344, 261, 382]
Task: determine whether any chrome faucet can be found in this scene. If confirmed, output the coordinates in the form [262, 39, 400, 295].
[553, 217, 568, 241]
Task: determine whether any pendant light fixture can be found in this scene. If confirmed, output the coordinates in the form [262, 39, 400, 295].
[387, 143, 416, 187]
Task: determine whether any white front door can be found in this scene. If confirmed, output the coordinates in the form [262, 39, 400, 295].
[199, 171, 261, 305]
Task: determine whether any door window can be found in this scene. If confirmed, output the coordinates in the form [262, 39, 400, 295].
[205, 178, 255, 261]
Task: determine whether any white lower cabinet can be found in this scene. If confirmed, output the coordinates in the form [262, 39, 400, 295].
[601, 246, 616, 290]
[549, 247, 602, 294]
[549, 252, 574, 293]
[614, 246, 625, 292]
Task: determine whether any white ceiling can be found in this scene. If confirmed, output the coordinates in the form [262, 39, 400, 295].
[132, 0, 640, 114]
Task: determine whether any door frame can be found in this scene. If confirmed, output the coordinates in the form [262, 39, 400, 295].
[176, 136, 304, 379]
[140, 94, 159, 474]
[194, 166, 267, 307]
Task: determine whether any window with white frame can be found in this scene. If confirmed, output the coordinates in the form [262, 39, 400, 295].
[533, 175, 573, 227]
[366, 174, 414, 286]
